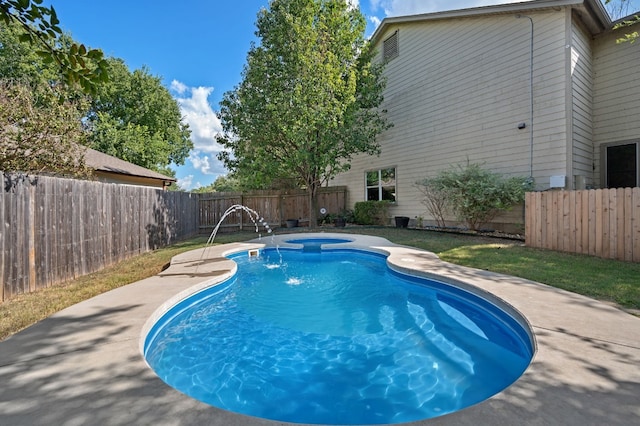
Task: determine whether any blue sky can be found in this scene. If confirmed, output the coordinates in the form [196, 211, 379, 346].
[45, 0, 637, 190]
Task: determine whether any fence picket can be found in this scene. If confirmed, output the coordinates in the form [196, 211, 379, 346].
[1, 174, 199, 301]
[595, 190, 603, 257]
[623, 188, 633, 262]
[526, 188, 639, 262]
[0, 172, 4, 302]
[1, 174, 347, 301]
[616, 189, 625, 261]
[633, 188, 640, 262]
[196, 187, 347, 231]
[574, 191, 581, 253]
[603, 189, 618, 259]
[562, 191, 571, 252]
[580, 190, 589, 255]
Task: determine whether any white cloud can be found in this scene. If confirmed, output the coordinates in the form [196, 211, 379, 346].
[177, 174, 194, 190]
[177, 174, 205, 191]
[186, 150, 228, 176]
[172, 83, 224, 154]
[170, 80, 188, 95]
[189, 153, 212, 175]
[171, 80, 228, 178]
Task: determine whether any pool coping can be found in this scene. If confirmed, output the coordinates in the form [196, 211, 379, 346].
[1, 232, 639, 425]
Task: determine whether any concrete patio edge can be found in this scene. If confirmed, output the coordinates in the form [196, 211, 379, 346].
[1, 233, 638, 426]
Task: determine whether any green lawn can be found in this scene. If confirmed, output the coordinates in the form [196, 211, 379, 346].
[1, 226, 638, 341]
[337, 227, 640, 311]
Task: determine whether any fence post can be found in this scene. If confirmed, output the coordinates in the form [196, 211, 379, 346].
[239, 194, 244, 231]
[633, 187, 640, 262]
[28, 184, 36, 292]
[0, 172, 4, 302]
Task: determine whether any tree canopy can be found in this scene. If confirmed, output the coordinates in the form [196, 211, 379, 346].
[0, 12, 93, 176]
[0, 15, 192, 177]
[0, 79, 92, 177]
[217, 0, 391, 225]
[88, 58, 192, 176]
[190, 174, 244, 193]
[0, 0, 108, 94]
[0, 16, 60, 85]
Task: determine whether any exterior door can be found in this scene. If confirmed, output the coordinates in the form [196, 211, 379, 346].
[605, 143, 638, 188]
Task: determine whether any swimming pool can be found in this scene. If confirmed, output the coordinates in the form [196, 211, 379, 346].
[144, 239, 534, 425]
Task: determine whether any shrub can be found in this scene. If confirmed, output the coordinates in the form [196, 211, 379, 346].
[415, 177, 449, 228]
[426, 163, 533, 231]
[354, 200, 391, 225]
[321, 209, 354, 225]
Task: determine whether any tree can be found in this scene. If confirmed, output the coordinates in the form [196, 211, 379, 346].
[217, 0, 391, 226]
[605, 0, 639, 43]
[1, 23, 192, 175]
[605, 0, 634, 19]
[88, 58, 192, 174]
[0, 0, 108, 94]
[0, 79, 92, 177]
[1, 20, 93, 177]
[0, 17, 60, 86]
[191, 175, 243, 193]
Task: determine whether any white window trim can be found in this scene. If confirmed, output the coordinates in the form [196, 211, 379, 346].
[365, 167, 397, 202]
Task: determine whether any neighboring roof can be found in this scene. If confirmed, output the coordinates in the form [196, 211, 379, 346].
[370, 0, 612, 44]
[83, 147, 176, 182]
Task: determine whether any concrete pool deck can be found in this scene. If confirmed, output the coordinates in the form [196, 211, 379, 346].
[1, 232, 639, 426]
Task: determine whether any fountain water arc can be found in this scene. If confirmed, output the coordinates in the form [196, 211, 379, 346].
[206, 204, 273, 245]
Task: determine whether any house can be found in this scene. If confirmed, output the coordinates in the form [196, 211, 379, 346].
[84, 147, 176, 190]
[331, 0, 640, 231]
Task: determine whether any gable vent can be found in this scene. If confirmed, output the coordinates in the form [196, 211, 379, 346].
[383, 30, 399, 62]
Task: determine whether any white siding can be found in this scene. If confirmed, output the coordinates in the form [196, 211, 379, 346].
[592, 20, 640, 183]
[571, 19, 594, 188]
[331, 10, 570, 230]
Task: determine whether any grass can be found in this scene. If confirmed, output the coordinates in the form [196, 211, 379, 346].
[341, 227, 640, 311]
[1, 226, 639, 341]
[1, 237, 205, 341]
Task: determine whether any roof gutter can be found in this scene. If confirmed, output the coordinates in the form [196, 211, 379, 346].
[370, 0, 611, 44]
[582, 0, 613, 31]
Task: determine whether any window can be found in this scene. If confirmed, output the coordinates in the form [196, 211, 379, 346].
[383, 30, 399, 62]
[601, 141, 639, 188]
[366, 168, 396, 202]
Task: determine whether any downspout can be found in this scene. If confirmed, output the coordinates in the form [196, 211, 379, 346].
[516, 14, 534, 182]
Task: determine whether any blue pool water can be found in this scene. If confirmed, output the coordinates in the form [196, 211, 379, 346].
[144, 247, 533, 425]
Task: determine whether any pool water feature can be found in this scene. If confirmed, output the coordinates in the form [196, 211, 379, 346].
[285, 237, 353, 252]
[286, 238, 353, 245]
[144, 244, 534, 425]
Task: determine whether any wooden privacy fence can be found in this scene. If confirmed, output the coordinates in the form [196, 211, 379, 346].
[1, 173, 199, 302]
[525, 188, 640, 262]
[198, 187, 347, 232]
